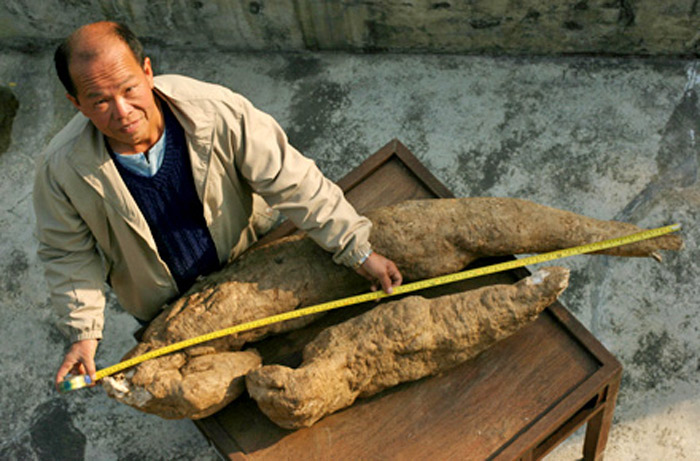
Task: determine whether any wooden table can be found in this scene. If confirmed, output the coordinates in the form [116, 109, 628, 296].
[194, 140, 622, 460]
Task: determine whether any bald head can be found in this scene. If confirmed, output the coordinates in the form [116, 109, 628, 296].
[55, 21, 145, 98]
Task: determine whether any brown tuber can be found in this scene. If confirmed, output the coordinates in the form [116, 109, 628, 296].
[102, 197, 682, 420]
[365, 198, 682, 280]
[246, 266, 570, 429]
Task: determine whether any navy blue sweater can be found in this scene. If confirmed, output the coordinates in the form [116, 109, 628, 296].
[109, 102, 220, 293]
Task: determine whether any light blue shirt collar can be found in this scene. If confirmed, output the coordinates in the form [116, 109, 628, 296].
[112, 124, 167, 177]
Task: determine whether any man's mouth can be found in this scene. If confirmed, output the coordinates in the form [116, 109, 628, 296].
[120, 119, 141, 134]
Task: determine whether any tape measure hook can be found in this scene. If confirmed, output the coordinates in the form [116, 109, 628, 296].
[58, 374, 92, 393]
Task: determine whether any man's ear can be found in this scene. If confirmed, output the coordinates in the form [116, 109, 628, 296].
[66, 93, 82, 112]
[143, 57, 154, 88]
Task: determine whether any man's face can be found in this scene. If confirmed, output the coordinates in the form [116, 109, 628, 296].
[67, 40, 162, 155]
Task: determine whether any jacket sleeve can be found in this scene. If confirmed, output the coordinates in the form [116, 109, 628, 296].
[33, 157, 106, 343]
[231, 95, 372, 268]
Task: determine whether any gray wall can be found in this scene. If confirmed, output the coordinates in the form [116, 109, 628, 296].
[1, 0, 699, 55]
[1, 1, 699, 459]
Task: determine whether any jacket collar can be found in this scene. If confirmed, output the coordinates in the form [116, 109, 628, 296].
[152, 79, 214, 203]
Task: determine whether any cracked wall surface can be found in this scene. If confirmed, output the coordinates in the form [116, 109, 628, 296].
[1, 0, 700, 55]
[0, 45, 698, 459]
[0, 85, 18, 155]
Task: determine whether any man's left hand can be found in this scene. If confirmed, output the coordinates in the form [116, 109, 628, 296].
[356, 252, 402, 294]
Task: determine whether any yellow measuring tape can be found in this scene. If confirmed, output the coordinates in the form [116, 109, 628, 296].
[58, 223, 680, 393]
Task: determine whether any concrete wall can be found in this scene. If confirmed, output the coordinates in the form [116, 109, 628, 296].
[1, 1, 699, 459]
[1, 47, 699, 460]
[1, 0, 699, 55]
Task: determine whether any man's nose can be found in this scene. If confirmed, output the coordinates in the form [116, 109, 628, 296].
[113, 97, 133, 118]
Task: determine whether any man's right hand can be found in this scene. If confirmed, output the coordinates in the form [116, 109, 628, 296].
[355, 251, 403, 294]
[55, 339, 98, 390]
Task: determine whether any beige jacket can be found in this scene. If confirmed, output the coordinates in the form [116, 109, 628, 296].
[33, 74, 372, 342]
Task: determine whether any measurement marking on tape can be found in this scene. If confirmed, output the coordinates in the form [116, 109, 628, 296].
[58, 223, 680, 392]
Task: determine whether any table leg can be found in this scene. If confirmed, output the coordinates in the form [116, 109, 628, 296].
[582, 372, 622, 461]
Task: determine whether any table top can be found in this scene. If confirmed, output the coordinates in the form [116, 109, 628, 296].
[194, 139, 622, 460]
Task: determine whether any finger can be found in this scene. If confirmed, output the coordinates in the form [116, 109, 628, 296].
[55, 359, 76, 387]
[389, 264, 403, 287]
[82, 357, 97, 383]
[378, 272, 393, 294]
[71, 363, 83, 376]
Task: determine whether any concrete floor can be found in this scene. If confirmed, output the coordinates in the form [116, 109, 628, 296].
[0, 47, 698, 460]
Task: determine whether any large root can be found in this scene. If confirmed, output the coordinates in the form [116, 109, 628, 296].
[102, 349, 261, 419]
[246, 267, 570, 429]
[103, 197, 681, 420]
[367, 197, 682, 279]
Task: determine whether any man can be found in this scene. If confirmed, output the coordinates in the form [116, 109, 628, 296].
[34, 21, 402, 390]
